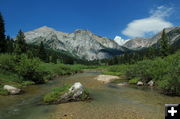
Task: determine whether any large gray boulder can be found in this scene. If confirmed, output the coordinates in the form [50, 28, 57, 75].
[56, 82, 90, 104]
[3, 85, 21, 95]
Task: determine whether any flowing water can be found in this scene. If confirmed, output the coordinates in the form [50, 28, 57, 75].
[0, 71, 180, 119]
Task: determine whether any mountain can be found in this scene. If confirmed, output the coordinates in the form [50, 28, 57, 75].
[114, 36, 130, 46]
[123, 26, 180, 50]
[25, 26, 125, 60]
[123, 38, 149, 50]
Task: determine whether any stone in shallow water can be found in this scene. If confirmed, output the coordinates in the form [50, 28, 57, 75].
[55, 82, 90, 104]
[3, 85, 21, 95]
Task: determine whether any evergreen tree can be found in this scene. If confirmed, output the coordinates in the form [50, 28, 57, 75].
[27, 50, 34, 59]
[38, 41, 47, 62]
[0, 12, 7, 53]
[51, 54, 58, 64]
[15, 30, 27, 54]
[160, 29, 170, 57]
[6, 36, 14, 53]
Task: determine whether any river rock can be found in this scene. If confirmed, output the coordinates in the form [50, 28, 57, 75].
[3, 85, 21, 95]
[137, 81, 143, 86]
[148, 80, 154, 87]
[56, 82, 90, 104]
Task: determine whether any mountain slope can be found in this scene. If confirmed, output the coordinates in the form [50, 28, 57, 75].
[25, 26, 125, 60]
[123, 26, 180, 50]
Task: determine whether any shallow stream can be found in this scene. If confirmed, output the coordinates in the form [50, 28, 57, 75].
[0, 71, 180, 119]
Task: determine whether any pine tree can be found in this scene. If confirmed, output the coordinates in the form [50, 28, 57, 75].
[38, 41, 47, 62]
[14, 30, 27, 54]
[160, 29, 170, 57]
[51, 54, 58, 64]
[0, 12, 7, 53]
[6, 36, 14, 53]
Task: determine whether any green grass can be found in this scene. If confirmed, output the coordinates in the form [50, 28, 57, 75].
[111, 78, 128, 83]
[0, 69, 22, 87]
[0, 84, 9, 95]
[103, 71, 124, 76]
[102, 64, 129, 76]
[128, 77, 141, 84]
[43, 84, 71, 103]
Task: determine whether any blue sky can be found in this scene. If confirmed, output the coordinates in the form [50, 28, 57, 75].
[0, 0, 180, 40]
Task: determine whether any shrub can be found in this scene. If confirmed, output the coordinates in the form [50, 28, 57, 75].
[15, 55, 45, 84]
[0, 54, 16, 71]
[0, 68, 22, 83]
[126, 60, 153, 83]
[156, 51, 180, 95]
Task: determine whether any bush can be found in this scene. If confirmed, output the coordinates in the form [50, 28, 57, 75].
[15, 55, 45, 84]
[126, 60, 153, 83]
[156, 51, 180, 95]
[0, 54, 16, 71]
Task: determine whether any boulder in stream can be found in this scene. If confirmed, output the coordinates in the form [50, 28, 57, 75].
[44, 82, 91, 104]
[3, 85, 21, 95]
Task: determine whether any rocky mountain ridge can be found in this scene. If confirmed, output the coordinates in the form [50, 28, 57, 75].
[123, 26, 180, 50]
[25, 26, 125, 60]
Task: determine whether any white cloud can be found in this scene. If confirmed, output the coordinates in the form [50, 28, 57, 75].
[122, 6, 174, 38]
[114, 36, 130, 46]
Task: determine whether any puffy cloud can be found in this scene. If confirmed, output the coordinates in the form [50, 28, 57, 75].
[114, 36, 130, 46]
[122, 6, 173, 38]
